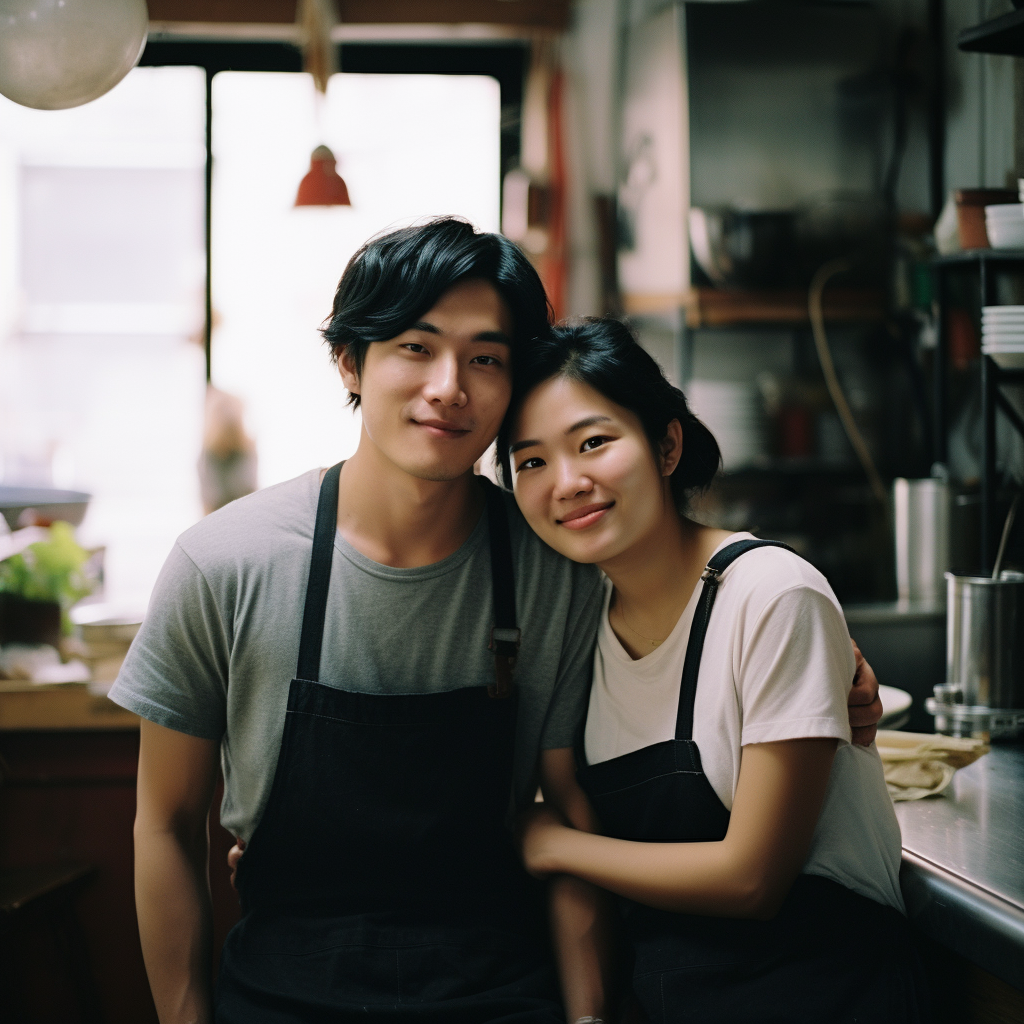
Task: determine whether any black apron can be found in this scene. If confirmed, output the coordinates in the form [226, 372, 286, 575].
[216, 463, 561, 1023]
[576, 539, 927, 1024]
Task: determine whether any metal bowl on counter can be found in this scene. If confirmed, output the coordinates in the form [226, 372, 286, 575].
[688, 208, 797, 288]
[688, 195, 886, 289]
[0, 485, 91, 531]
[71, 602, 143, 646]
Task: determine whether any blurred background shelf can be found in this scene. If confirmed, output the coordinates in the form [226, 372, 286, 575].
[623, 287, 887, 328]
[934, 248, 1024, 265]
[959, 7, 1024, 56]
[684, 287, 887, 329]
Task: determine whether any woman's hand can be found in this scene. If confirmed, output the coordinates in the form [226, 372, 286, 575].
[517, 804, 570, 878]
[227, 838, 245, 890]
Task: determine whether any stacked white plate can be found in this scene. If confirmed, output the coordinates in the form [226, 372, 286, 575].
[981, 305, 1024, 368]
[685, 380, 766, 471]
[984, 203, 1024, 249]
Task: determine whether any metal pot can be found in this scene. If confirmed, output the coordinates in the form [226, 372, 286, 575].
[928, 571, 1024, 738]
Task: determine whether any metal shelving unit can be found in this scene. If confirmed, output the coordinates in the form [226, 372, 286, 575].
[932, 249, 1024, 570]
[959, 6, 1024, 55]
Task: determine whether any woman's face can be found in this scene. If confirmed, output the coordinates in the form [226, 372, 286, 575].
[509, 375, 679, 566]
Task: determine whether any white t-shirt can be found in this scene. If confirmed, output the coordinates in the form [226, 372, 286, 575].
[584, 532, 904, 913]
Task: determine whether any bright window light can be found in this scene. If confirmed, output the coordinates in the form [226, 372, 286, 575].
[0, 67, 500, 606]
[0, 66, 206, 609]
[211, 71, 501, 487]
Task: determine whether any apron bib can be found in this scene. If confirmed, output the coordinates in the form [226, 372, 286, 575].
[216, 463, 561, 1023]
[576, 539, 927, 1024]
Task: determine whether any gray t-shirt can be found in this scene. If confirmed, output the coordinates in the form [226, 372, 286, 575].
[110, 469, 603, 842]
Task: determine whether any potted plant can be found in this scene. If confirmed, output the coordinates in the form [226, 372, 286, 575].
[0, 521, 95, 650]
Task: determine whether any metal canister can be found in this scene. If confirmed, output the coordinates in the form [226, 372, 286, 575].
[929, 571, 1024, 738]
[894, 478, 950, 605]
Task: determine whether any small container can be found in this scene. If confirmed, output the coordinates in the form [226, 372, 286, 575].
[929, 571, 1024, 738]
[985, 203, 1024, 249]
[894, 478, 950, 605]
[954, 188, 1017, 249]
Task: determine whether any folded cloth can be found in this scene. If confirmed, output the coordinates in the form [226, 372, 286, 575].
[876, 730, 989, 801]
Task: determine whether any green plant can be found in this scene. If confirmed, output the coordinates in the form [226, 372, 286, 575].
[0, 522, 96, 633]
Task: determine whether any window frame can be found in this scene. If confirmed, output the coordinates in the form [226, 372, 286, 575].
[139, 39, 526, 379]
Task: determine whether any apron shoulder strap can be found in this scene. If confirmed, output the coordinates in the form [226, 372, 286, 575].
[296, 462, 343, 682]
[296, 469, 520, 695]
[675, 538, 796, 741]
[485, 483, 520, 699]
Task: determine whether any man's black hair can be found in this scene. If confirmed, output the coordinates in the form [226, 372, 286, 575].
[322, 217, 551, 406]
[497, 317, 722, 510]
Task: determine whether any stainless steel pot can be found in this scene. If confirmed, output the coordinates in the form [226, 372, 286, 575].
[928, 571, 1024, 738]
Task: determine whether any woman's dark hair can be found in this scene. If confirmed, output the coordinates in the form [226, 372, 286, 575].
[321, 217, 551, 406]
[496, 317, 721, 509]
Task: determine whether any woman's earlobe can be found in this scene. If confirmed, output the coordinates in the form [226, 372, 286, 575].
[661, 420, 684, 476]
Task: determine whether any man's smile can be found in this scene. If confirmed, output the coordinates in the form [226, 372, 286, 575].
[412, 417, 473, 438]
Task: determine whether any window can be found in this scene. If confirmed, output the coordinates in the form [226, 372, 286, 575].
[211, 70, 500, 486]
[0, 63, 502, 605]
[0, 67, 206, 606]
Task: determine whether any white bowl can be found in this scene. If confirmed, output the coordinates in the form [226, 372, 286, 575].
[985, 217, 1024, 249]
[984, 203, 1024, 218]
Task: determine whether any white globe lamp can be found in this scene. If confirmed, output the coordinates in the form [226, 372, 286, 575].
[0, 0, 149, 110]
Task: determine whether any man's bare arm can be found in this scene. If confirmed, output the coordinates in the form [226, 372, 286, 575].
[537, 747, 617, 1024]
[135, 719, 220, 1024]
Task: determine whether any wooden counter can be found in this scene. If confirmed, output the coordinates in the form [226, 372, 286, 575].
[0, 688, 239, 1023]
[0, 680, 139, 731]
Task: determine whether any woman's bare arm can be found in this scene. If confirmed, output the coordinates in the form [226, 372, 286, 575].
[537, 747, 618, 1023]
[135, 719, 220, 1024]
[524, 738, 837, 921]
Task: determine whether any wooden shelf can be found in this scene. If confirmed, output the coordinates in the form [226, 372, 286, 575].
[621, 287, 886, 326]
[684, 287, 885, 328]
[959, 7, 1024, 56]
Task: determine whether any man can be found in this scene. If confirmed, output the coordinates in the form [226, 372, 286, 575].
[111, 217, 881, 1024]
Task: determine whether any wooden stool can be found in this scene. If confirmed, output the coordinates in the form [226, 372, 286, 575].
[0, 863, 102, 1023]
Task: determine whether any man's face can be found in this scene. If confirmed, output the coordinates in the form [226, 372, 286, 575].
[340, 278, 513, 483]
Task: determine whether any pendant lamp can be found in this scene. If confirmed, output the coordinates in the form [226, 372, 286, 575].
[0, 0, 149, 110]
[294, 145, 351, 207]
[292, 0, 350, 208]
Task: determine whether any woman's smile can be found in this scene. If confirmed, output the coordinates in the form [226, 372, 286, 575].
[557, 502, 615, 530]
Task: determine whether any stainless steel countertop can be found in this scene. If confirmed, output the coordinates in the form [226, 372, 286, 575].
[895, 745, 1024, 990]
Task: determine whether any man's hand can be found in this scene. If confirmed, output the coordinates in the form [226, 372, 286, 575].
[228, 839, 245, 890]
[849, 639, 882, 746]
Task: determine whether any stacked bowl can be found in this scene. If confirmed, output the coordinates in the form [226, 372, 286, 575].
[984, 203, 1024, 249]
[981, 306, 1024, 368]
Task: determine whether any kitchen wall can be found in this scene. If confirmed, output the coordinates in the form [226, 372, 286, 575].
[562, 0, 1023, 324]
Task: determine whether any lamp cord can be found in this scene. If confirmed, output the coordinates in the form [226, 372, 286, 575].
[808, 260, 890, 514]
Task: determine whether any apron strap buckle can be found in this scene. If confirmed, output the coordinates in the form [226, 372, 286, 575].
[488, 627, 521, 699]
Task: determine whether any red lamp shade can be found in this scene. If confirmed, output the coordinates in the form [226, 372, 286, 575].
[294, 145, 351, 207]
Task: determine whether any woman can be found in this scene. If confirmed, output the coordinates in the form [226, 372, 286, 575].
[498, 318, 926, 1024]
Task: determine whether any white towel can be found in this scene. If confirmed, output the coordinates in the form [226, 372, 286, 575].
[876, 730, 989, 801]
